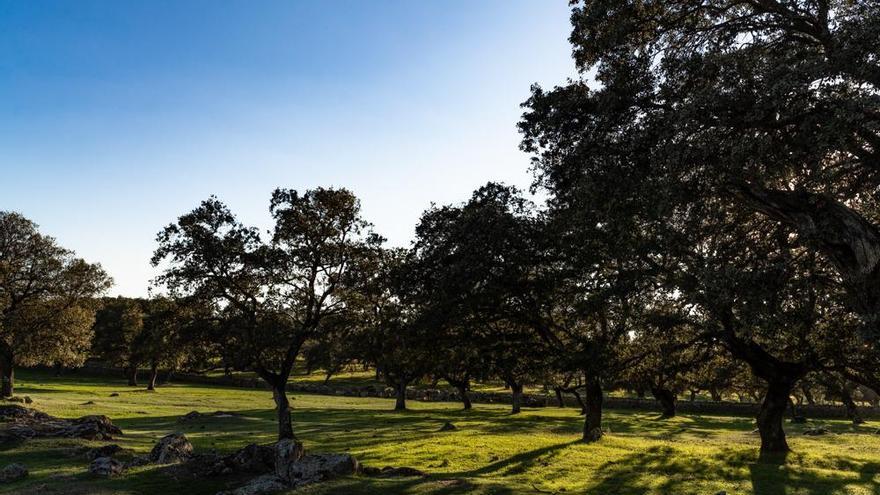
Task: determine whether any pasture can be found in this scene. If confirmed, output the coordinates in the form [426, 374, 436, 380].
[1, 370, 878, 494]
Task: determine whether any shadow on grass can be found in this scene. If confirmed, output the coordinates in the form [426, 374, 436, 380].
[583, 445, 880, 495]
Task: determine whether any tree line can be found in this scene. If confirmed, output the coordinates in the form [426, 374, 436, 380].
[1, 0, 878, 458]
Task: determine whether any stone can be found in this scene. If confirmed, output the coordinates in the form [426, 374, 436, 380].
[89, 457, 124, 477]
[125, 455, 151, 468]
[22, 397, 32, 404]
[229, 443, 275, 473]
[273, 439, 304, 481]
[109, 393, 119, 397]
[0, 463, 28, 483]
[218, 474, 287, 495]
[179, 410, 241, 422]
[803, 426, 829, 436]
[0, 406, 121, 441]
[149, 432, 194, 464]
[82, 444, 123, 460]
[438, 422, 456, 432]
[373, 466, 426, 477]
[280, 453, 359, 487]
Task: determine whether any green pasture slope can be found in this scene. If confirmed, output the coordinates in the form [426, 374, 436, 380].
[1, 370, 878, 494]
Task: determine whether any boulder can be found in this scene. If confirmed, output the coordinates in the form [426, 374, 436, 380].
[217, 474, 287, 495]
[279, 453, 359, 487]
[230, 444, 275, 473]
[438, 422, 456, 432]
[0, 463, 28, 483]
[179, 410, 240, 422]
[82, 444, 123, 460]
[89, 457, 124, 477]
[273, 439, 304, 481]
[125, 455, 151, 468]
[150, 432, 194, 464]
[61, 415, 122, 440]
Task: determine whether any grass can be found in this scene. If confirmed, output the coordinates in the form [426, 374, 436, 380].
[1, 370, 879, 494]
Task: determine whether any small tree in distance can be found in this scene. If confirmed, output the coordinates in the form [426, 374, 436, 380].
[0, 211, 112, 396]
[153, 188, 381, 440]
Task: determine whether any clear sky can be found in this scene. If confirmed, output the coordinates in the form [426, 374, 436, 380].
[0, 1, 576, 297]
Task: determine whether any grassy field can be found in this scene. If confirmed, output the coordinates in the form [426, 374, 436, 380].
[1, 370, 879, 494]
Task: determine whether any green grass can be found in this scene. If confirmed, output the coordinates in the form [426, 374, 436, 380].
[2, 370, 879, 494]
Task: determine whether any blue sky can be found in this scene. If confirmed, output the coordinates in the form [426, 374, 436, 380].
[0, 1, 576, 296]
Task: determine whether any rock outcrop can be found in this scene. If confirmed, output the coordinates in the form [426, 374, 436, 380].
[89, 457, 124, 477]
[149, 432, 194, 464]
[0, 463, 28, 483]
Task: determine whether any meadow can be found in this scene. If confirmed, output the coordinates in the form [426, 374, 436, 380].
[1, 369, 879, 495]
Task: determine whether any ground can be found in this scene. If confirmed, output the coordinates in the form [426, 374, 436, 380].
[1, 370, 879, 494]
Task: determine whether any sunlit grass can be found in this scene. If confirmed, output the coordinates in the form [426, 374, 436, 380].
[1, 369, 879, 494]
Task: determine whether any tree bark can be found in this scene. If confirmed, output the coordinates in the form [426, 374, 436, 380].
[583, 377, 603, 442]
[0, 352, 13, 397]
[840, 386, 864, 425]
[710, 387, 723, 402]
[572, 389, 587, 414]
[146, 363, 159, 391]
[272, 383, 295, 440]
[554, 387, 565, 407]
[757, 378, 796, 454]
[456, 384, 472, 410]
[395, 380, 408, 411]
[126, 365, 138, 386]
[510, 382, 523, 414]
[651, 386, 677, 418]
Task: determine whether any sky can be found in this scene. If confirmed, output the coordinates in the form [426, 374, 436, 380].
[0, 1, 577, 297]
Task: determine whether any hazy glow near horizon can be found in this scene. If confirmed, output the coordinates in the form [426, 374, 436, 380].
[0, 1, 576, 297]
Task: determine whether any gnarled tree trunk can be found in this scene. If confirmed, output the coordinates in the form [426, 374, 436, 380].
[651, 386, 677, 418]
[757, 378, 796, 454]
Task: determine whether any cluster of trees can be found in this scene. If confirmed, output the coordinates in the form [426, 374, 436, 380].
[2, 0, 877, 460]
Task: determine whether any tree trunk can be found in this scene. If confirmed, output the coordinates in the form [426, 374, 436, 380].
[689, 390, 697, 402]
[456, 384, 472, 410]
[510, 382, 523, 414]
[651, 386, 677, 418]
[757, 378, 795, 454]
[572, 389, 587, 414]
[710, 387, 723, 402]
[272, 383, 295, 440]
[583, 377, 603, 442]
[395, 380, 408, 411]
[840, 386, 864, 425]
[147, 363, 159, 391]
[126, 365, 138, 386]
[554, 387, 565, 407]
[0, 352, 14, 397]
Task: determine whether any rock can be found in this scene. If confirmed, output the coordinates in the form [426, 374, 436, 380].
[218, 474, 287, 495]
[22, 397, 32, 404]
[82, 444, 123, 460]
[273, 439, 304, 481]
[280, 453, 359, 487]
[109, 393, 119, 397]
[0, 407, 121, 441]
[179, 410, 241, 422]
[803, 426, 829, 436]
[89, 457, 124, 477]
[125, 455, 151, 468]
[372, 466, 427, 477]
[149, 432, 194, 464]
[438, 422, 456, 432]
[0, 463, 28, 483]
[81, 401, 96, 405]
[61, 415, 122, 440]
[230, 444, 275, 473]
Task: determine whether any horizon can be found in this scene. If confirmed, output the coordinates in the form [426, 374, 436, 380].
[0, 1, 576, 297]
